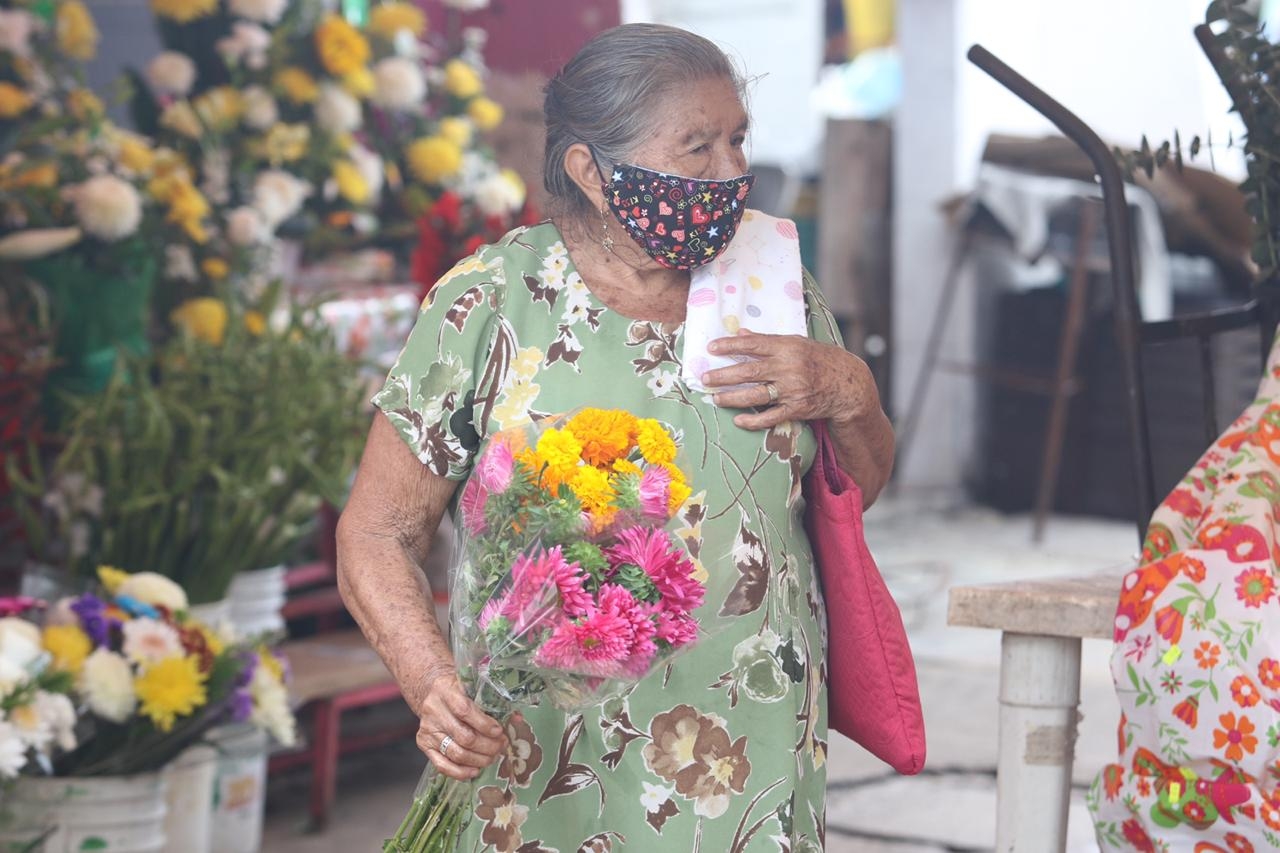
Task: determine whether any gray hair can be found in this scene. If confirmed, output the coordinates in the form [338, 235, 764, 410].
[542, 23, 747, 215]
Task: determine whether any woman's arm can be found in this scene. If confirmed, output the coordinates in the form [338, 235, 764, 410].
[337, 413, 506, 779]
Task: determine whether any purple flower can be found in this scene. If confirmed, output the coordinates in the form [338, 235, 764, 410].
[70, 594, 111, 647]
[234, 651, 259, 689]
[230, 688, 254, 723]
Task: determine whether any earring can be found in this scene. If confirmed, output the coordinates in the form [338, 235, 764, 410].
[600, 206, 615, 254]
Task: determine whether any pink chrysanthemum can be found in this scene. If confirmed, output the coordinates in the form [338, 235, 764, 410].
[478, 597, 502, 631]
[606, 526, 704, 615]
[552, 560, 593, 618]
[599, 583, 658, 675]
[655, 610, 698, 648]
[638, 466, 672, 520]
[476, 438, 516, 493]
[459, 477, 489, 536]
[534, 608, 630, 676]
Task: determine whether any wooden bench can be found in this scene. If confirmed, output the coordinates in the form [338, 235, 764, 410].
[947, 567, 1128, 853]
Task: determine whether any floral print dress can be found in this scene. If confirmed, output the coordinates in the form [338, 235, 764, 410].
[1090, 335, 1280, 850]
[373, 221, 836, 852]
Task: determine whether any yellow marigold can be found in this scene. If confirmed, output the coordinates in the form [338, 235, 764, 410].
[571, 465, 618, 531]
[406, 135, 462, 184]
[443, 58, 482, 99]
[467, 96, 503, 131]
[635, 419, 676, 465]
[567, 408, 637, 467]
[134, 655, 208, 732]
[315, 14, 370, 77]
[612, 458, 643, 477]
[332, 159, 369, 205]
[56, 0, 99, 60]
[97, 565, 130, 594]
[67, 88, 103, 121]
[274, 67, 319, 104]
[201, 257, 228, 280]
[668, 477, 692, 515]
[160, 101, 202, 139]
[536, 427, 583, 480]
[150, 0, 216, 24]
[342, 66, 375, 99]
[437, 116, 472, 149]
[244, 310, 267, 336]
[117, 134, 155, 175]
[369, 2, 426, 39]
[255, 123, 311, 165]
[192, 86, 242, 133]
[157, 176, 210, 243]
[199, 626, 225, 657]
[0, 82, 31, 119]
[42, 624, 91, 674]
[171, 297, 228, 345]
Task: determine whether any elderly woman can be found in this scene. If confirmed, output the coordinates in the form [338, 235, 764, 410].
[338, 22, 894, 851]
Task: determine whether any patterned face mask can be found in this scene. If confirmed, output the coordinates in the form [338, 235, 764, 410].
[601, 163, 754, 271]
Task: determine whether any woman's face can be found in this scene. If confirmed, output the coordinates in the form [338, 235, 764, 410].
[623, 76, 749, 181]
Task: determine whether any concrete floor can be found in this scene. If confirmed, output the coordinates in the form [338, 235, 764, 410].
[262, 499, 1137, 851]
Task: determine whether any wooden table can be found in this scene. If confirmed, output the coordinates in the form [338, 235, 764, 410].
[947, 568, 1129, 852]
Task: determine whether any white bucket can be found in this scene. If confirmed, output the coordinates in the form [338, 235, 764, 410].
[188, 598, 233, 635]
[0, 773, 167, 852]
[161, 744, 217, 853]
[209, 724, 268, 853]
[228, 566, 287, 639]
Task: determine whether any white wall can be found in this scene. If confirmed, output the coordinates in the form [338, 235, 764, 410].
[893, 0, 1244, 497]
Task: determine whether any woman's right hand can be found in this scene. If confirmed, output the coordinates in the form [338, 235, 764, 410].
[415, 668, 509, 780]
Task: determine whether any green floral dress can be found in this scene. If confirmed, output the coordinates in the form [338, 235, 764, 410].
[374, 221, 838, 852]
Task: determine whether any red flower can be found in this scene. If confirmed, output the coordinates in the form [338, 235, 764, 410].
[1259, 658, 1280, 690]
[1214, 712, 1259, 762]
[1166, 488, 1203, 518]
[1154, 605, 1185, 643]
[1121, 818, 1155, 853]
[1182, 557, 1207, 582]
[1231, 675, 1261, 709]
[1173, 696, 1200, 729]
[1236, 567, 1276, 608]
[1137, 778, 1151, 797]
[1103, 764, 1124, 800]
[1183, 800, 1206, 821]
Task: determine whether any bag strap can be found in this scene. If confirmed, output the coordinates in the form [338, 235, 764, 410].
[810, 419, 851, 498]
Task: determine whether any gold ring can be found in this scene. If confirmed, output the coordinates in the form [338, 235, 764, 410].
[764, 382, 779, 404]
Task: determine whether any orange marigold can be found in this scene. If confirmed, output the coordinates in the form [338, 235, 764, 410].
[567, 408, 637, 467]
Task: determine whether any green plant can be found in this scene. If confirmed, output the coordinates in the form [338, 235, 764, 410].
[6, 294, 368, 604]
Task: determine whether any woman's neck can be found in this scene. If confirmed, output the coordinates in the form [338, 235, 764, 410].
[556, 212, 691, 322]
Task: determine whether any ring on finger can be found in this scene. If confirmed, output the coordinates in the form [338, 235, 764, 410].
[763, 381, 779, 404]
[439, 734, 454, 757]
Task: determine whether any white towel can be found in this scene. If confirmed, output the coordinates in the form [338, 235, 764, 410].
[680, 209, 809, 393]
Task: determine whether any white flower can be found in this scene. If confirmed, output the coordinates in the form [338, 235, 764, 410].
[0, 227, 82, 260]
[226, 206, 268, 246]
[80, 649, 137, 723]
[647, 370, 677, 398]
[117, 572, 188, 611]
[250, 666, 296, 746]
[241, 85, 278, 131]
[371, 57, 426, 112]
[200, 146, 231, 207]
[216, 22, 271, 70]
[315, 83, 362, 134]
[0, 618, 44, 696]
[146, 51, 197, 97]
[640, 781, 672, 811]
[37, 691, 76, 752]
[252, 170, 311, 230]
[159, 101, 202, 139]
[0, 719, 27, 779]
[473, 169, 524, 217]
[349, 143, 384, 204]
[68, 175, 143, 242]
[121, 618, 183, 664]
[165, 244, 198, 282]
[228, 0, 286, 24]
[442, 0, 490, 9]
[0, 9, 34, 56]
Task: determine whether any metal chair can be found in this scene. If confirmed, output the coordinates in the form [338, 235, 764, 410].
[968, 38, 1280, 547]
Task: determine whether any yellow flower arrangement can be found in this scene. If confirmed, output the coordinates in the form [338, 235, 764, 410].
[536, 428, 584, 479]
[567, 407, 638, 467]
[42, 624, 92, 674]
[0, 82, 32, 119]
[569, 465, 618, 529]
[333, 159, 370, 205]
[134, 655, 208, 732]
[192, 87, 243, 133]
[201, 257, 229, 280]
[369, 3, 427, 39]
[467, 96, 504, 131]
[406, 135, 462, 184]
[438, 116, 473, 148]
[443, 58, 483, 99]
[315, 14, 370, 78]
[256, 122, 311, 165]
[149, 0, 216, 24]
[56, 0, 99, 61]
[274, 67, 320, 104]
[635, 419, 677, 465]
[170, 297, 228, 345]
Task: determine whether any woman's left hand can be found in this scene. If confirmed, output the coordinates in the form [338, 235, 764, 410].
[701, 329, 879, 430]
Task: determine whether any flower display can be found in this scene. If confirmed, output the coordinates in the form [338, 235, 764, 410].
[386, 408, 704, 851]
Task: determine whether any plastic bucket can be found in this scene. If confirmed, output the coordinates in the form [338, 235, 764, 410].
[209, 724, 268, 853]
[162, 744, 217, 853]
[0, 773, 166, 852]
[228, 566, 287, 639]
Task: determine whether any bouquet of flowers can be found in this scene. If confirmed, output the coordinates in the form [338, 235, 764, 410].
[0, 567, 294, 783]
[384, 408, 702, 852]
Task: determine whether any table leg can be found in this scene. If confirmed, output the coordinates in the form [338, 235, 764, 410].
[996, 632, 1082, 852]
